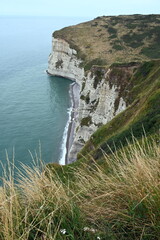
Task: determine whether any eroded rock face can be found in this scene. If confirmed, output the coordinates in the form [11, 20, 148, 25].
[48, 38, 84, 84]
[69, 68, 128, 162]
[48, 38, 134, 163]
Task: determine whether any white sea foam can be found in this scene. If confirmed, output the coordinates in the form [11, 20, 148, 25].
[59, 83, 74, 165]
[59, 83, 75, 165]
[59, 107, 72, 165]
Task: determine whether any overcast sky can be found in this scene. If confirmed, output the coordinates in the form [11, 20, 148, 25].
[1, 0, 160, 17]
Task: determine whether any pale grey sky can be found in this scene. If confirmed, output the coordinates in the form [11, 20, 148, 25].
[1, 0, 160, 17]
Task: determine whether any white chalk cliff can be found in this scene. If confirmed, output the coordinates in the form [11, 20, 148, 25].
[48, 38, 84, 84]
[48, 38, 129, 163]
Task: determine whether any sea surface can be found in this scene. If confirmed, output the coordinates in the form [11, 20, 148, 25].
[0, 16, 88, 178]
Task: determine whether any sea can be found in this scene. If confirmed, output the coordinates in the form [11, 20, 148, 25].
[0, 16, 89, 178]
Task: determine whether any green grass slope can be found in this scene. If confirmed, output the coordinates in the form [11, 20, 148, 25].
[79, 60, 160, 161]
[53, 14, 160, 69]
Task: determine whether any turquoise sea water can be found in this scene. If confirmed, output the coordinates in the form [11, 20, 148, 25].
[0, 16, 88, 177]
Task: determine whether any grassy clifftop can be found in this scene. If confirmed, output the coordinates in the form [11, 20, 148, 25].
[53, 14, 160, 69]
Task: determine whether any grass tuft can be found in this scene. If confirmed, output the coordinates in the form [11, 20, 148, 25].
[0, 137, 160, 239]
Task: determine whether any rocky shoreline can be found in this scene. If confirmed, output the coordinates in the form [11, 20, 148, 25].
[46, 69, 80, 165]
[65, 82, 80, 164]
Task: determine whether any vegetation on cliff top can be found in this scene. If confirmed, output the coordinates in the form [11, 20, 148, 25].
[53, 14, 160, 70]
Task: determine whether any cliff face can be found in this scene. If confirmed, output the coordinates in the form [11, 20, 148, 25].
[80, 60, 160, 161]
[69, 67, 127, 162]
[48, 38, 137, 162]
[48, 38, 84, 84]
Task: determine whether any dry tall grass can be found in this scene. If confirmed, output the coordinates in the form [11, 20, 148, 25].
[0, 137, 160, 239]
[76, 137, 160, 238]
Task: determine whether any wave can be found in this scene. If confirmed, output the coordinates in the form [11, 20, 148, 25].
[59, 107, 72, 165]
[59, 87, 73, 165]
[59, 82, 75, 165]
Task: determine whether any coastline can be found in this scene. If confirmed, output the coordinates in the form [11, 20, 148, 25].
[47, 70, 80, 165]
[65, 82, 80, 164]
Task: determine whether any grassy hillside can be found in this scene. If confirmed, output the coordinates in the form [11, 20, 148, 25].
[79, 60, 160, 162]
[0, 137, 160, 239]
[53, 14, 160, 69]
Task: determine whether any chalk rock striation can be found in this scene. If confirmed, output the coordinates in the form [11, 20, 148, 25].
[48, 38, 84, 84]
[48, 38, 137, 163]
